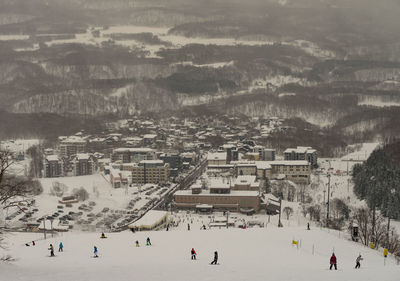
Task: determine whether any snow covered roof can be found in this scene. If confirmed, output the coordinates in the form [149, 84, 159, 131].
[207, 152, 227, 161]
[255, 161, 272, 169]
[175, 190, 259, 197]
[46, 155, 59, 162]
[129, 210, 168, 229]
[113, 148, 154, 153]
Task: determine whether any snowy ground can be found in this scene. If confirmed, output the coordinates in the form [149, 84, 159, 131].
[0, 224, 398, 281]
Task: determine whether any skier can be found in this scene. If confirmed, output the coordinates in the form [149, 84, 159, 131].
[32, 241, 35, 246]
[188, 223, 190, 231]
[146, 237, 151, 246]
[100, 232, 107, 239]
[202, 224, 206, 230]
[94, 246, 98, 258]
[166, 224, 169, 231]
[48, 244, 55, 257]
[59, 242, 63, 252]
[191, 248, 197, 260]
[136, 240, 140, 247]
[355, 254, 363, 269]
[25, 243, 30, 247]
[307, 223, 310, 230]
[329, 253, 337, 270]
[211, 251, 218, 265]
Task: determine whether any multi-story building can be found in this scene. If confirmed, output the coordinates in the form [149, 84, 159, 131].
[284, 146, 317, 168]
[174, 178, 260, 212]
[218, 144, 238, 163]
[269, 160, 311, 184]
[131, 160, 170, 185]
[111, 148, 155, 163]
[253, 146, 276, 161]
[160, 153, 182, 178]
[230, 161, 257, 177]
[59, 136, 86, 158]
[43, 155, 64, 178]
[207, 152, 227, 166]
[71, 153, 97, 176]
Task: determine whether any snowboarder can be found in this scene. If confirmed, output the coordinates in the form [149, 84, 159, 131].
[32, 241, 35, 246]
[146, 237, 151, 246]
[355, 254, 363, 269]
[307, 223, 310, 230]
[136, 240, 140, 247]
[100, 232, 107, 239]
[59, 242, 63, 252]
[211, 251, 218, 265]
[94, 246, 98, 258]
[48, 244, 55, 257]
[191, 248, 197, 260]
[188, 223, 190, 231]
[329, 253, 337, 270]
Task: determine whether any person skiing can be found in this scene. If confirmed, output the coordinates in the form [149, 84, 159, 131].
[94, 246, 98, 258]
[191, 248, 197, 260]
[59, 242, 63, 252]
[307, 223, 310, 230]
[330, 253, 337, 270]
[355, 254, 363, 269]
[146, 237, 151, 246]
[136, 240, 140, 247]
[188, 223, 190, 231]
[32, 241, 35, 246]
[211, 251, 218, 265]
[48, 244, 55, 257]
[100, 232, 107, 239]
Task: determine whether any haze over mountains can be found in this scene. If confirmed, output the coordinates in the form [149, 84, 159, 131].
[1, 0, 400, 144]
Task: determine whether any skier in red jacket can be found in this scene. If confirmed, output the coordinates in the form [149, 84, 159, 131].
[330, 253, 337, 270]
[191, 248, 197, 260]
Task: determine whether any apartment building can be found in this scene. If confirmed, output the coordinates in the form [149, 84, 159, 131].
[71, 153, 97, 176]
[111, 148, 155, 163]
[284, 146, 317, 168]
[269, 160, 311, 184]
[43, 155, 64, 178]
[131, 160, 170, 185]
[59, 136, 86, 158]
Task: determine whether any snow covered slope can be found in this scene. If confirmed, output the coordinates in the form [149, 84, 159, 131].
[0, 226, 398, 281]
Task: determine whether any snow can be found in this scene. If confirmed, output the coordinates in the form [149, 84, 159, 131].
[0, 224, 398, 281]
[0, 34, 29, 40]
[341, 143, 380, 162]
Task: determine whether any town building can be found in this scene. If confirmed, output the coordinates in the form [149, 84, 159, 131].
[174, 178, 260, 212]
[131, 160, 170, 185]
[111, 148, 155, 163]
[269, 160, 311, 184]
[59, 136, 87, 158]
[71, 153, 97, 176]
[284, 146, 317, 168]
[43, 155, 64, 178]
[207, 152, 227, 166]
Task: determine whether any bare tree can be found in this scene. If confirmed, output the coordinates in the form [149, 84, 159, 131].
[1, 150, 36, 249]
[1, 151, 33, 210]
[283, 206, 293, 220]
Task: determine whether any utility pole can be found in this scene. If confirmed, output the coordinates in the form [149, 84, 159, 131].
[326, 173, 331, 228]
